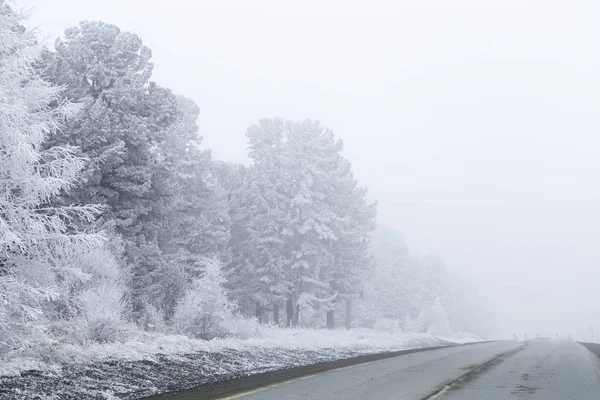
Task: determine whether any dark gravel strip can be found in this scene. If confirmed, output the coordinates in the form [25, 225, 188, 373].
[145, 344, 461, 400]
[0, 337, 453, 400]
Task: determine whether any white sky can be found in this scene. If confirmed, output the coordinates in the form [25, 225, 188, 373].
[20, 0, 600, 340]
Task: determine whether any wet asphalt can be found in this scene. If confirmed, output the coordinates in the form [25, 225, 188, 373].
[217, 339, 600, 400]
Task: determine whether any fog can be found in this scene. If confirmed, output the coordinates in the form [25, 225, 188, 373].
[22, 0, 600, 340]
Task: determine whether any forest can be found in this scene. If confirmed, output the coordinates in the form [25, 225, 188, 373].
[0, 3, 493, 362]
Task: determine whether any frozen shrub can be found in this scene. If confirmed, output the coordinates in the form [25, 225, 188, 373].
[45, 318, 88, 346]
[1, 242, 129, 352]
[226, 314, 260, 339]
[0, 274, 57, 354]
[416, 297, 452, 336]
[43, 244, 128, 344]
[172, 257, 251, 340]
[64, 245, 128, 343]
[73, 246, 128, 343]
[78, 282, 126, 343]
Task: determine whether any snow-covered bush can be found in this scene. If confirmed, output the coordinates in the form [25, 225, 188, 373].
[172, 257, 257, 340]
[225, 314, 260, 339]
[416, 298, 452, 336]
[43, 244, 128, 344]
[0, 268, 57, 353]
[78, 282, 126, 343]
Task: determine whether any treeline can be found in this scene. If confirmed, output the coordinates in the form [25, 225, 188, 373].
[42, 20, 377, 327]
[0, 5, 488, 355]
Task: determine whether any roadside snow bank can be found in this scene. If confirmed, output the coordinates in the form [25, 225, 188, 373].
[0, 327, 477, 399]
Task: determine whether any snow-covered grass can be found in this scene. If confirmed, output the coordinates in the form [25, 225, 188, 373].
[0, 326, 478, 399]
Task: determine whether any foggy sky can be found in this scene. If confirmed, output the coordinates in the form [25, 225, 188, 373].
[21, 0, 600, 340]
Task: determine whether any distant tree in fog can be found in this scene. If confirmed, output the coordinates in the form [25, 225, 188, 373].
[230, 119, 375, 327]
[356, 227, 493, 336]
[357, 228, 422, 325]
[327, 155, 377, 327]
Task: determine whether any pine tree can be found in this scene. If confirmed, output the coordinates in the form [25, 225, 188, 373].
[161, 96, 230, 262]
[155, 96, 231, 317]
[328, 158, 377, 328]
[233, 119, 375, 327]
[356, 227, 421, 326]
[231, 119, 292, 320]
[41, 21, 183, 318]
[285, 120, 360, 325]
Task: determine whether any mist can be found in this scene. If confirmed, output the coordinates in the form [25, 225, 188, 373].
[20, 0, 600, 341]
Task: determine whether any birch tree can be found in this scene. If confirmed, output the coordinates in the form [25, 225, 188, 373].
[0, 4, 100, 351]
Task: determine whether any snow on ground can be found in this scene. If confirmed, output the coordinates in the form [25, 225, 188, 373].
[0, 327, 478, 399]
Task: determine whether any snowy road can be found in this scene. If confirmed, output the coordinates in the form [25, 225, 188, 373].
[215, 340, 600, 400]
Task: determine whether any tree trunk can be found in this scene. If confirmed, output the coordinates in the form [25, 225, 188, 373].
[293, 303, 300, 327]
[326, 310, 335, 329]
[273, 303, 280, 326]
[286, 299, 294, 327]
[255, 302, 262, 324]
[345, 298, 352, 329]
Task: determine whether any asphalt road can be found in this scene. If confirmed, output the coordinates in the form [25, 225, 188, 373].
[218, 340, 600, 400]
[440, 339, 600, 400]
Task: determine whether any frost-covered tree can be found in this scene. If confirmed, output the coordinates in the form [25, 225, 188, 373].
[285, 120, 376, 326]
[41, 21, 238, 325]
[231, 119, 374, 327]
[417, 255, 451, 307]
[213, 161, 255, 312]
[160, 97, 230, 262]
[42, 21, 179, 219]
[284, 120, 343, 323]
[0, 4, 100, 352]
[228, 119, 292, 321]
[41, 21, 188, 319]
[326, 156, 377, 328]
[356, 227, 420, 327]
[154, 96, 231, 317]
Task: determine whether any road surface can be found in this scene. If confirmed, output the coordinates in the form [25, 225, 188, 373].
[218, 340, 600, 400]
